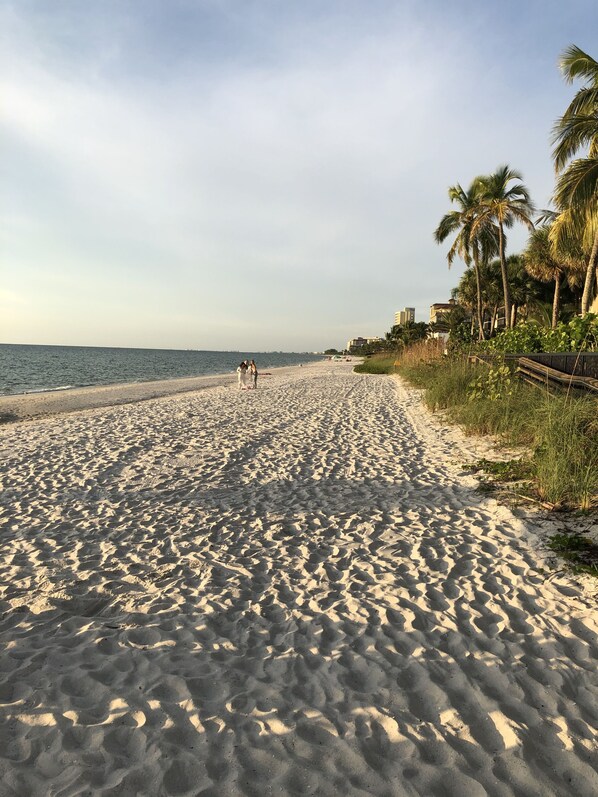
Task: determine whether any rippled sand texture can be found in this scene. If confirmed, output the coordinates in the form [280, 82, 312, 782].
[0, 362, 596, 797]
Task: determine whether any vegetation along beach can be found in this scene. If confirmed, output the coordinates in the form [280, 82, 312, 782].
[2, 3, 598, 796]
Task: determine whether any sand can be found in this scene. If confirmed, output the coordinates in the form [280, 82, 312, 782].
[0, 359, 596, 796]
[0, 366, 302, 424]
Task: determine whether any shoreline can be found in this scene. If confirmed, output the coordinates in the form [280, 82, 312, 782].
[0, 360, 330, 424]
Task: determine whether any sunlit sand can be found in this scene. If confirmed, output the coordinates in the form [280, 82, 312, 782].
[0, 361, 596, 796]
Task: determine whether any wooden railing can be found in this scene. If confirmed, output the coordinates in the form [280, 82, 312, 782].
[468, 353, 598, 394]
[517, 357, 598, 394]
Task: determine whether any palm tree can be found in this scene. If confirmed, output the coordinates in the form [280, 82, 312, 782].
[434, 182, 496, 340]
[507, 253, 545, 326]
[523, 224, 585, 327]
[552, 45, 598, 314]
[454, 266, 481, 336]
[482, 259, 505, 332]
[472, 166, 535, 328]
[456, 258, 504, 334]
[524, 227, 565, 328]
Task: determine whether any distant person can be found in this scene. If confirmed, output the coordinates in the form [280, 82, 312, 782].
[249, 359, 258, 389]
[237, 361, 248, 389]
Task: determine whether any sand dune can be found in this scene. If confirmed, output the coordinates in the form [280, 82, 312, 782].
[0, 361, 596, 796]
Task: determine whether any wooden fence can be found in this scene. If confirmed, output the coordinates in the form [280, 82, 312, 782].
[468, 353, 598, 395]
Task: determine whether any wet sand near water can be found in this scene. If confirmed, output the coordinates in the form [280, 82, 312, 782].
[0, 364, 307, 424]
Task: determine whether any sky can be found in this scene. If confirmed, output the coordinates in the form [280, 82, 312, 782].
[1, 0, 598, 351]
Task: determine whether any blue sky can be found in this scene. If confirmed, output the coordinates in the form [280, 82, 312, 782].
[1, 0, 597, 350]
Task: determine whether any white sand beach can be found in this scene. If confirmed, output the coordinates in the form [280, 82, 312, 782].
[0, 360, 596, 796]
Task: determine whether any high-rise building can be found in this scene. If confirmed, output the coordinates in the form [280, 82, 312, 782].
[394, 307, 415, 326]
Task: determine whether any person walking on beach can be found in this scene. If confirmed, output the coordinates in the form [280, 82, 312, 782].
[237, 361, 248, 389]
[249, 359, 258, 389]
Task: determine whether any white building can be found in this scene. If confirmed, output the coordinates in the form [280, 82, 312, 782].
[394, 307, 415, 326]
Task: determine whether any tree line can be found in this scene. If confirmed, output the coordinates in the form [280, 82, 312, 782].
[435, 45, 598, 341]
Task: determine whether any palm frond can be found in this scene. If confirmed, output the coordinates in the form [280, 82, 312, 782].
[559, 45, 598, 86]
[556, 86, 598, 120]
[509, 206, 536, 231]
[475, 166, 534, 212]
[496, 164, 523, 184]
[434, 211, 462, 243]
[548, 206, 593, 257]
[504, 183, 533, 205]
[478, 225, 500, 263]
[446, 235, 470, 269]
[553, 157, 598, 212]
[447, 183, 467, 204]
[536, 208, 558, 225]
[553, 115, 598, 171]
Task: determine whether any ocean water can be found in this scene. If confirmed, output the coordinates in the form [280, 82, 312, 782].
[0, 344, 323, 396]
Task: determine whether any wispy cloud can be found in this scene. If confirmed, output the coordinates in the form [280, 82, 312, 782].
[1, 1, 595, 348]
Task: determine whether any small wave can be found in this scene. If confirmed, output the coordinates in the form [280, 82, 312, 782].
[23, 385, 75, 395]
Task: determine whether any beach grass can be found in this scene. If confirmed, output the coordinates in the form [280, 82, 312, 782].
[533, 395, 598, 510]
[354, 340, 446, 376]
[353, 354, 398, 374]
[396, 353, 598, 511]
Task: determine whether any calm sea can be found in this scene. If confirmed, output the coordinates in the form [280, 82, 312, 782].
[0, 344, 323, 396]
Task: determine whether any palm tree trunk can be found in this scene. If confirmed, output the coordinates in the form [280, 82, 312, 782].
[472, 248, 486, 340]
[498, 223, 512, 328]
[491, 305, 498, 332]
[581, 229, 598, 314]
[552, 272, 562, 328]
[511, 304, 517, 327]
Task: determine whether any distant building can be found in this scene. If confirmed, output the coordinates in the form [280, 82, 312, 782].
[347, 337, 367, 350]
[394, 307, 415, 326]
[429, 300, 459, 342]
[346, 336, 383, 351]
[429, 300, 456, 325]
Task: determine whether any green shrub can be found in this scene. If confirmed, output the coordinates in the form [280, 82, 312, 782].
[468, 363, 514, 402]
[548, 532, 594, 553]
[480, 321, 548, 353]
[479, 314, 598, 354]
[544, 313, 598, 352]
[547, 532, 598, 576]
[469, 458, 534, 481]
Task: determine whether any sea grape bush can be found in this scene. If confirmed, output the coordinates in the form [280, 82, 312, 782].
[468, 363, 514, 401]
[546, 314, 598, 352]
[479, 314, 598, 354]
[479, 323, 546, 354]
